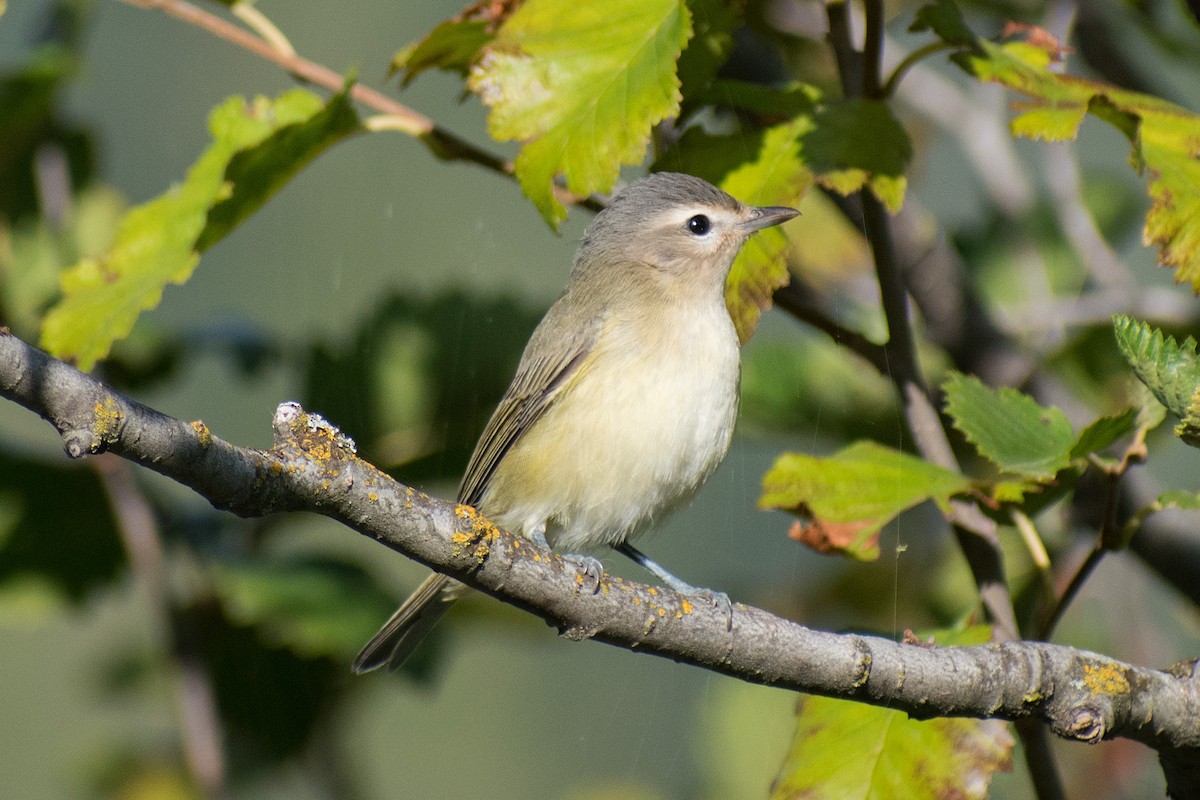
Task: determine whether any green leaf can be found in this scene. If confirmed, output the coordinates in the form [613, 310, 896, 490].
[759, 441, 971, 561]
[771, 626, 1013, 800]
[40, 88, 359, 370]
[1068, 408, 1137, 460]
[942, 372, 1075, 480]
[196, 88, 358, 250]
[675, 0, 737, 100]
[1178, 386, 1200, 447]
[212, 556, 397, 660]
[803, 98, 912, 212]
[1112, 314, 1200, 418]
[468, 0, 692, 227]
[1156, 490, 1200, 511]
[909, 0, 975, 47]
[1122, 489, 1200, 546]
[689, 79, 821, 119]
[391, 19, 494, 85]
[0, 45, 89, 221]
[921, 21, 1200, 289]
[0, 454, 123, 604]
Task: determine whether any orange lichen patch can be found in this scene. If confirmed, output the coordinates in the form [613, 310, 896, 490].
[1083, 663, 1130, 695]
[92, 396, 123, 441]
[680, 598, 694, 615]
[190, 419, 212, 449]
[451, 505, 500, 564]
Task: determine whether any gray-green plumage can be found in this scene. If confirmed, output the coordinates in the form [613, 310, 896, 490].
[353, 172, 797, 673]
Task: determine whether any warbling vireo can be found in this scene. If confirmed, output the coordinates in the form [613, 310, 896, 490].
[353, 172, 798, 673]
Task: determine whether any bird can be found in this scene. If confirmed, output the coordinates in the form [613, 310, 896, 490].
[353, 171, 798, 673]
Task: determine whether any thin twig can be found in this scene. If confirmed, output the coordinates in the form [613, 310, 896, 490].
[119, 0, 607, 214]
[1018, 719, 1069, 800]
[94, 456, 228, 799]
[771, 280, 890, 374]
[831, 4, 1020, 642]
[825, 2, 860, 98]
[1040, 467, 1124, 639]
[122, 0, 433, 133]
[861, 0, 884, 98]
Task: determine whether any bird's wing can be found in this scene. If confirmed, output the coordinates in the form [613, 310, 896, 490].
[456, 311, 605, 507]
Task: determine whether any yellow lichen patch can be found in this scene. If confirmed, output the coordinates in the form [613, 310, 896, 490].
[657, 607, 666, 617]
[450, 509, 499, 564]
[367, 492, 378, 503]
[647, 587, 658, 596]
[190, 419, 212, 449]
[1083, 663, 1130, 695]
[92, 396, 123, 441]
[680, 598, 694, 614]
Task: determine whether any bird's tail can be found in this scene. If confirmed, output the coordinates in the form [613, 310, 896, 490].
[352, 572, 463, 673]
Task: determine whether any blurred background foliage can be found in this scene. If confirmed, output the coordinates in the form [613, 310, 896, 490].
[2, 0, 1200, 798]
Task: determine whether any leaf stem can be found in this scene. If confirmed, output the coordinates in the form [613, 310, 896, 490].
[1039, 467, 1124, 639]
[229, 1, 294, 58]
[880, 41, 956, 98]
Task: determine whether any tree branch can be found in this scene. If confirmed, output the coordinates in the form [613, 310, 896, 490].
[826, 4, 1020, 643]
[4, 331, 1200, 779]
[119, 0, 605, 214]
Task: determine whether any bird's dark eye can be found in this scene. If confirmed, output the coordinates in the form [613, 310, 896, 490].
[687, 214, 711, 235]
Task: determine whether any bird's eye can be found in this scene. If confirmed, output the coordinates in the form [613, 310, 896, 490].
[687, 214, 711, 236]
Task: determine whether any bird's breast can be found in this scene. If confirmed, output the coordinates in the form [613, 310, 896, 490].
[483, 299, 741, 551]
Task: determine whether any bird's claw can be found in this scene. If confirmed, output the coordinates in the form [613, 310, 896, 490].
[683, 588, 733, 631]
[563, 553, 604, 594]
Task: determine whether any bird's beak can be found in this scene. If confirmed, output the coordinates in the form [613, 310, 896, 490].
[738, 205, 800, 233]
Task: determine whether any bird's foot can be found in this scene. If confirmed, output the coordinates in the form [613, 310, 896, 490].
[665, 580, 733, 631]
[562, 553, 604, 594]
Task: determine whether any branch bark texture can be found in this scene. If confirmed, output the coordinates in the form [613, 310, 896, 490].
[3, 331, 1200, 781]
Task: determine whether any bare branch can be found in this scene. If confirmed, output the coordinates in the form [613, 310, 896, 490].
[4, 331, 1200, 773]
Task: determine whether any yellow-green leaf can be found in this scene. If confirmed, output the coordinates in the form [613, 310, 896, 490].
[803, 99, 912, 212]
[40, 89, 358, 370]
[921, 19, 1200, 290]
[942, 372, 1075, 480]
[772, 626, 1013, 800]
[391, 19, 494, 86]
[468, 0, 692, 227]
[759, 441, 971, 561]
